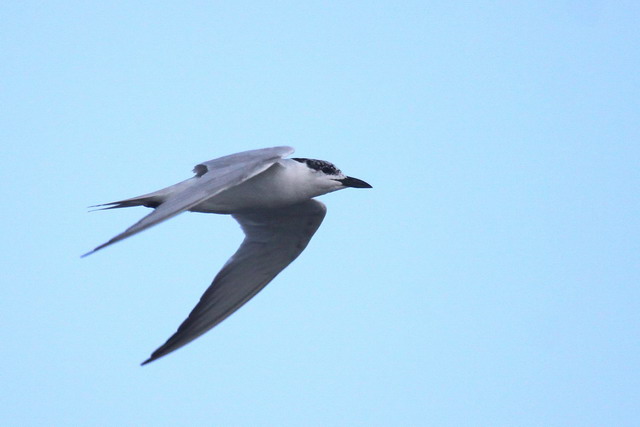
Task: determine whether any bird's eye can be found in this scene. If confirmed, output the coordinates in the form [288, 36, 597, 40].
[322, 166, 335, 174]
[293, 158, 341, 175]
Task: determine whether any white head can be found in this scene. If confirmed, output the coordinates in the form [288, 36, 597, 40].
[291, 157, 372, 195]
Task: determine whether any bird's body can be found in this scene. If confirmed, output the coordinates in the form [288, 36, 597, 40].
[85, 147, 371, 365]
[192, 159, 336, 213]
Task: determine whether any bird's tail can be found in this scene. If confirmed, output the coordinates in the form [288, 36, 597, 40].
[88, 195, 162, 211]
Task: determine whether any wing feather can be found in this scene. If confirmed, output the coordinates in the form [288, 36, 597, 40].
[83, 146, 294, 256]
[141, 199, 327, 365]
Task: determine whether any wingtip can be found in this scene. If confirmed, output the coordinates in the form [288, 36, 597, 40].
[80, 249, 95, 258]
[141, 351, 165, 365]
[81, 243, 107, 258]
[81, 237, 119, 258]
[140, 357, 154, 366]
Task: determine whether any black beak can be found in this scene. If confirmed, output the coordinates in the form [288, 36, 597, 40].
[337, 176, 372, 188]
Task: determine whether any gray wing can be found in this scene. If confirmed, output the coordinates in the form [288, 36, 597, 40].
[83, 146, 294, 256]
[141, 199, 327, 365]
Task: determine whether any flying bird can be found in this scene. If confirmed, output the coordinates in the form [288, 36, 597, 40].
[84, 146, 372, 365]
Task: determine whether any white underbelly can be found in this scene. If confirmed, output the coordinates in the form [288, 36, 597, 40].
[190, 162, 312, 213]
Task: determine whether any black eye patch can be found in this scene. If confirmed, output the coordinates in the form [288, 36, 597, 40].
[292, 158, 342, 175]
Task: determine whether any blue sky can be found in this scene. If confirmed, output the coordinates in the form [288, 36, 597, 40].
[1, 1, 638, 425]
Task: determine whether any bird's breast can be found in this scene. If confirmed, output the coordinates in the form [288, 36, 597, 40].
[190, 161, 315, 214]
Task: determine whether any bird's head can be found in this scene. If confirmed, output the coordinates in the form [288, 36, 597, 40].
[291, 157, 372, 195]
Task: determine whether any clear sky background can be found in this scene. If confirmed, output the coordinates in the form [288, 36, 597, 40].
[1, 1, 638, 426]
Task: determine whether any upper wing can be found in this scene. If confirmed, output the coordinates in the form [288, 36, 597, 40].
[83, 146, 294, 256]
[141, 199, 327, 365]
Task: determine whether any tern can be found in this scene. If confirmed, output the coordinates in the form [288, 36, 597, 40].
[84, 146, 372, 365]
